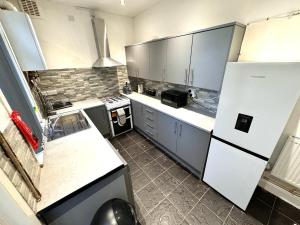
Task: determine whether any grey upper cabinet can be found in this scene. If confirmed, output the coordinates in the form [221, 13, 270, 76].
[189, 24, 245, 91]
[190, 26, 233, 90]
[125, 45, 149, 78]
[135, 45, 149, 79]
[131, 100, 144, 130]
[176, 122, 210, 174]
[157, 112, 178, 154]
[125, 46, 136, 77]
[165, 35, 193, 85]
[148, 40, 167, 82]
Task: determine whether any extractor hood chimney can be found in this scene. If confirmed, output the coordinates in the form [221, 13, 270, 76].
[91, 16, 122, 68]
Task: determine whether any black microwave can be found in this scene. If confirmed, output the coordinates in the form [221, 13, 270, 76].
[161, 89, 188, 108]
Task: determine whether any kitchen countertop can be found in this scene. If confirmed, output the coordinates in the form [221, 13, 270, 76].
[37, 104, 124, 212]
[123, 92, 215, 132]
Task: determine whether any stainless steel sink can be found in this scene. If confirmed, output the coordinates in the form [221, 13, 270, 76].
[47, 111, 90, 141]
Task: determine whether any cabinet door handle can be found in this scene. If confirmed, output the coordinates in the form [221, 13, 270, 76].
[174, 122, 178, 134]
[190, 69, 194, 86]
[145, 130, 154, 136]
[179, 124, 182, 137]
[145, 122, 154, 129]
[145, 109, 154, 114]
[146, 117, 154, 122]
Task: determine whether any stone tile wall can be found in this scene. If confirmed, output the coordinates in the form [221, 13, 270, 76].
[128, 77, 219, 116]
[0, 121, 41, 211]
[34, 66, 129, 103]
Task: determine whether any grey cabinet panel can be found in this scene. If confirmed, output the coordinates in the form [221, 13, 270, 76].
[190, 26, 234, 91]
[148, 40, 167, 82]
[166, 35, 193, 85]
[157, 112, 178, 154]
[176, 122, 210, 173]
[125, 46, 136, 77]
[131, 100, 144, 130]
[143, 106, 158, 140]
[84, 105, 110, 137]
[135, 44, 149, 79]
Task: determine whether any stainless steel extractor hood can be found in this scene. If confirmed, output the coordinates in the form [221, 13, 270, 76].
[92, 17, 122, 68]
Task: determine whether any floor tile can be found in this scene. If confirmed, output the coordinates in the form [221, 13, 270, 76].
[117, 134, 135, 149]
[253, 186, 276, 207]
[126, 144, 144, 158]
[168, 164, 190, 183]
[137, 182, 165, 212]
[144, 198, 184, 225]
[119, 150, 132, 161]
[127, 159, 141, 175]
[182, 174, 209, 198]
[156, 154, 176, 170]
[133, 152, 154, 167]
[137, 139, 154, 151]
[224, 216, 238, 225]
[129, 130, 145, 143]
[273, 198, 300, 224]
[268, 210, 299, 225]
[180, 219, 190, 225]
[134, 194, 148, 222]
[200, 189, 232, 221]
[146, 146, 164, 159]
[185, 203, 223, 225]
[154, 171, 180, 196]
[229, 206, 263, 225]
[168, 185, 198, 215]
[131, 169, 151, 192]
[246, 197, 272, 224]
[141, 160, 165, 180]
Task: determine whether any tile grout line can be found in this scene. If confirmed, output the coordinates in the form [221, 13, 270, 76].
[266, 197, 277, 225]
[223, 205, 234, 225]
[141, 166, 193, 222]
[181, 188, 211, 222]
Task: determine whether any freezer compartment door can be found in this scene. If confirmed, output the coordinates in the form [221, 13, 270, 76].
[203, 138, 267, 210]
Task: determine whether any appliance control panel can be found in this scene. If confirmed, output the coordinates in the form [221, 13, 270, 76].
[235, 113, 253, 133]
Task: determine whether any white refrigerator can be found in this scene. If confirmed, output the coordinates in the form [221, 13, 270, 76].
[203, 62, 300, 210]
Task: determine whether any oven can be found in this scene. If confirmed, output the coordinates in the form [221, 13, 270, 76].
[108, 105, 133, 137]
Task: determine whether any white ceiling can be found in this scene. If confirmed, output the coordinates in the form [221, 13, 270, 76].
[51, 0, 163, 17]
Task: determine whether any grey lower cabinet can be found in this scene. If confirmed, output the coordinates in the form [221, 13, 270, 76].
[156, 110, 210, 176]
[131, 100, 144, 130]
[176, 122, 210, 174]
[84, 105, 110, 137]
[131, 100, 211, 176]
[157, 112, 178, 154]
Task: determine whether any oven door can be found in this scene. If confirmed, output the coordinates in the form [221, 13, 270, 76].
[110, 106, 133, 136]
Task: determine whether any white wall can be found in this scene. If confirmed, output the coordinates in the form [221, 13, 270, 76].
[133, 0, 300, 43]
[26, 0, 133, 69]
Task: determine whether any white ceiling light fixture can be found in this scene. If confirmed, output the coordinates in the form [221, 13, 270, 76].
[120, 0, 125, 6]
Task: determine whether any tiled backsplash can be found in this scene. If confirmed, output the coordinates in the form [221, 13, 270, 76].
[129, 77, 219, 116]
[34, 66, 129, 102]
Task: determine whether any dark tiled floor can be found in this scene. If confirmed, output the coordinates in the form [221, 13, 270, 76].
[110, 130, 300, 225]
